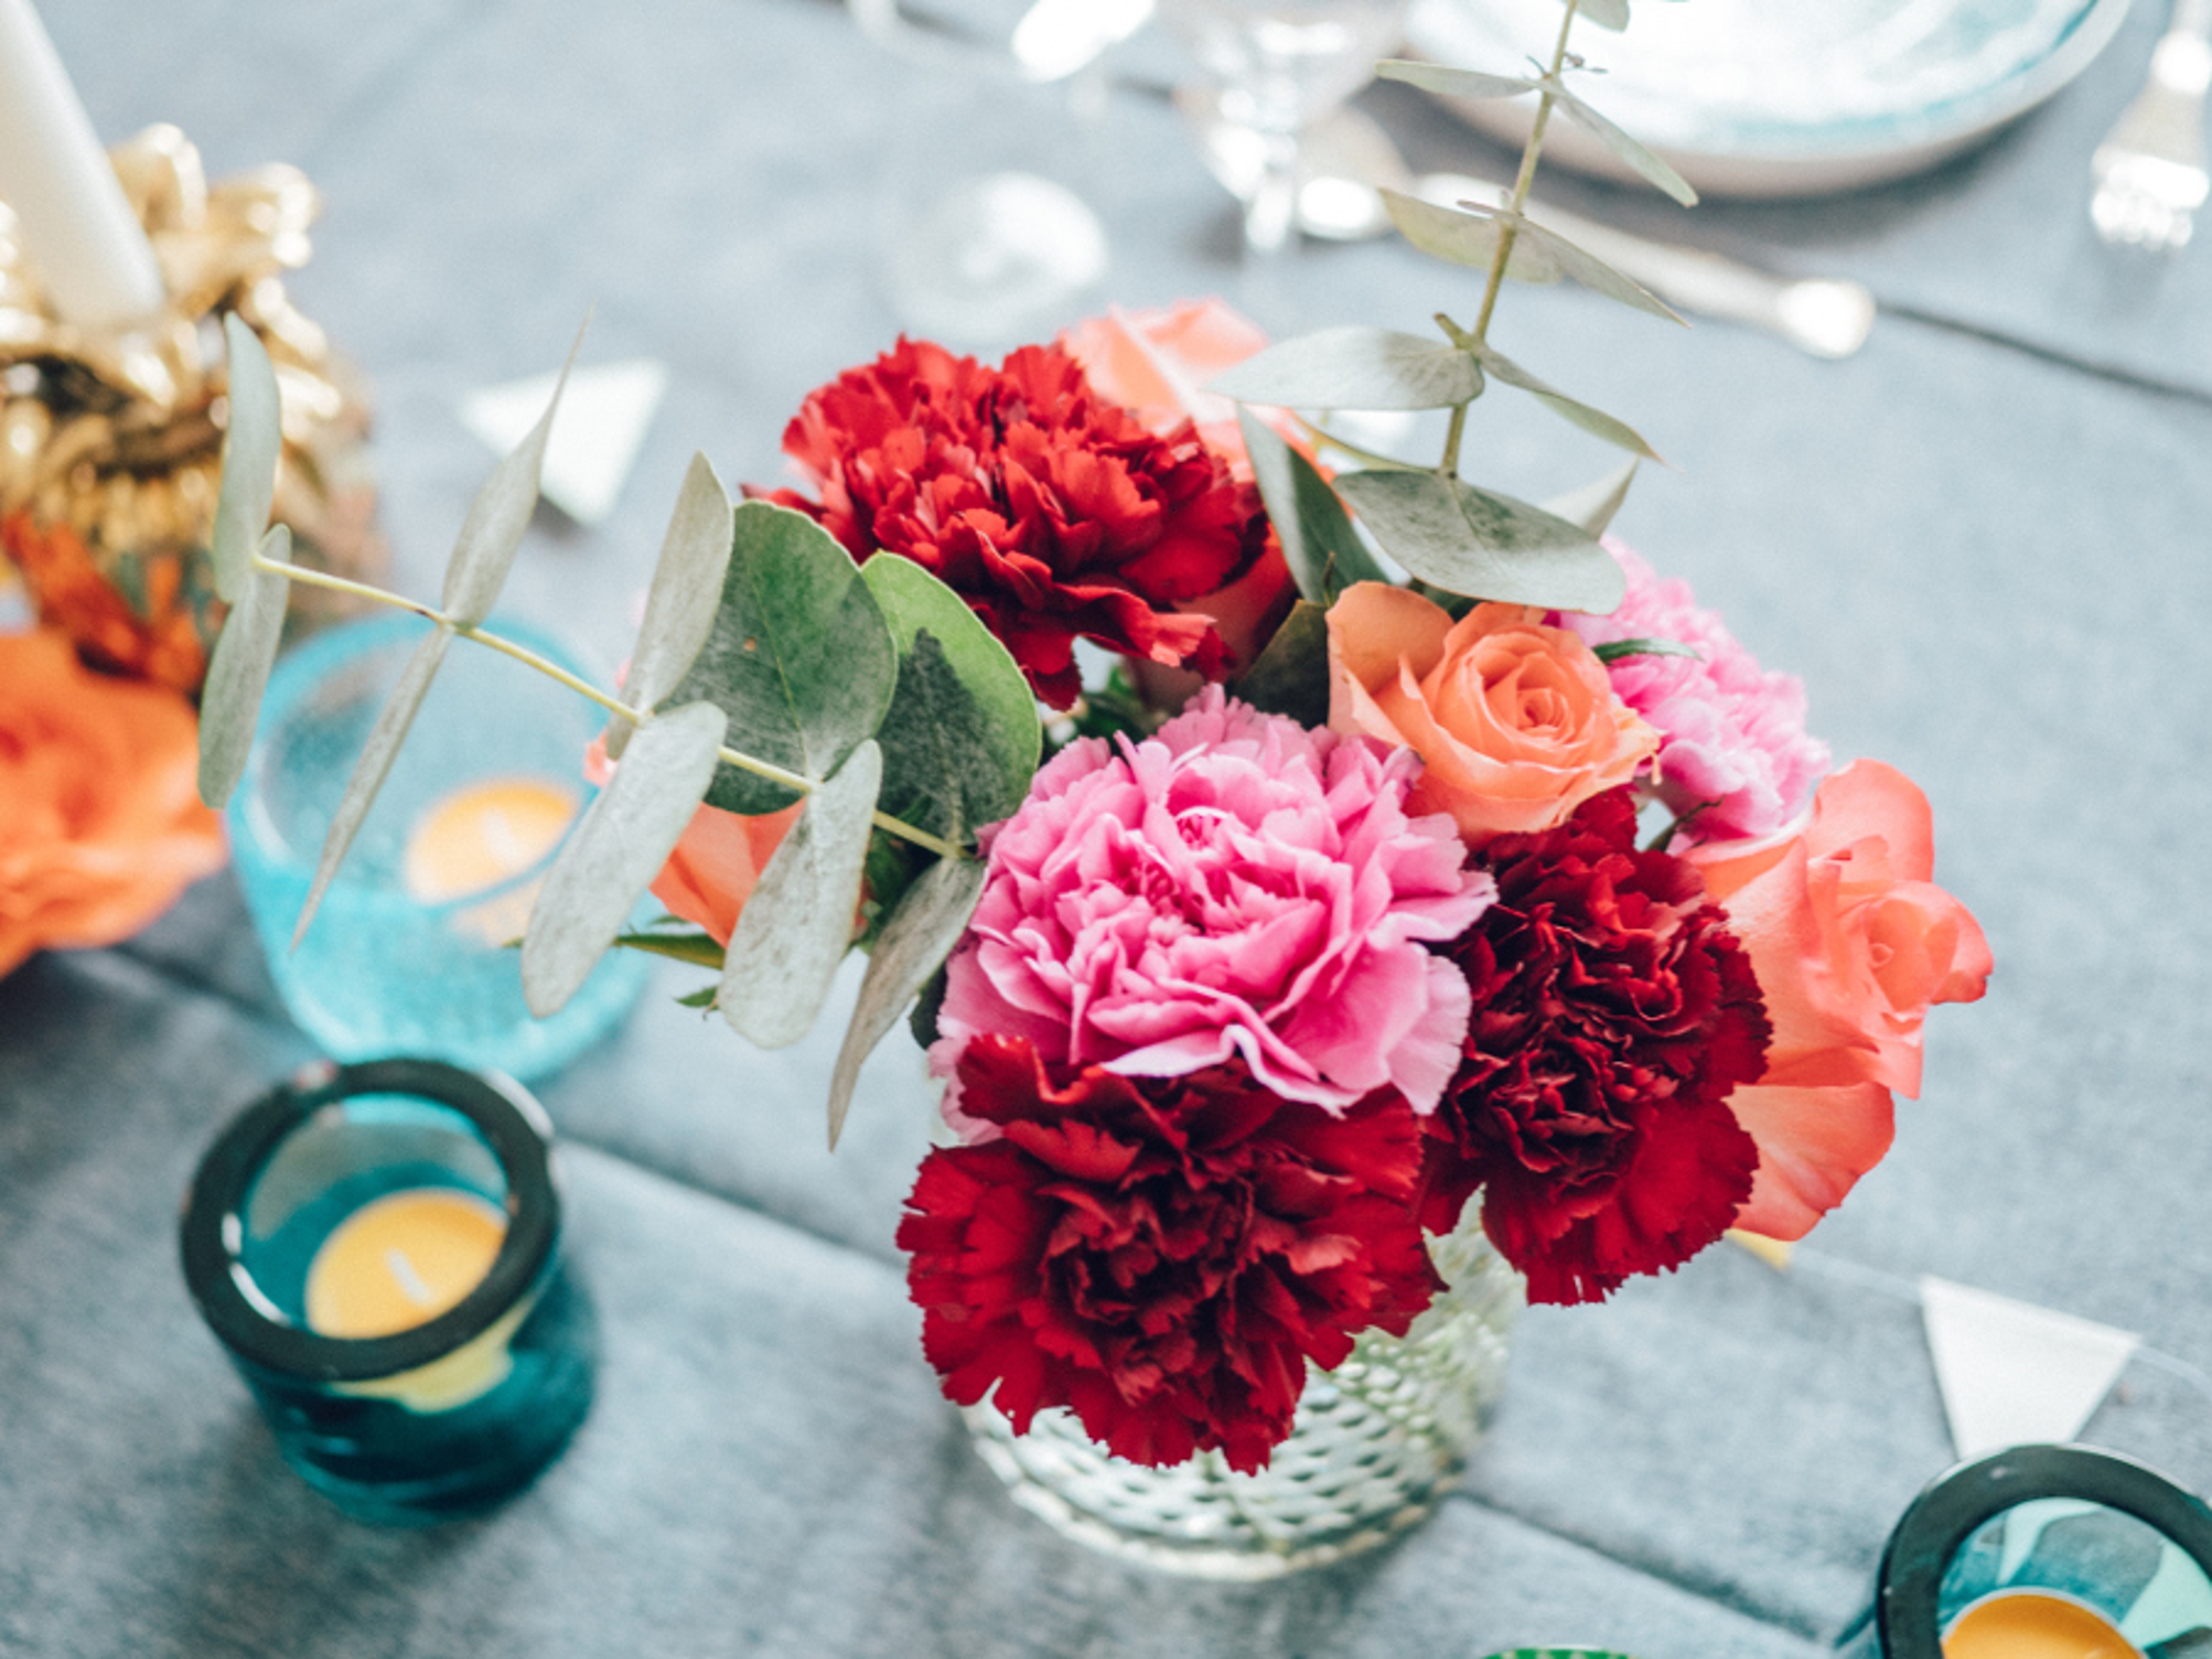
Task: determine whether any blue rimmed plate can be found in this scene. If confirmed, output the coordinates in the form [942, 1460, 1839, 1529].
[1403, 0, 2138, 196]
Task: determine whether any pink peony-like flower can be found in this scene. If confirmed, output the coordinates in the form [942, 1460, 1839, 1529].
[933, 686, 1494, 1119]
[1562, 541, 1830, 845]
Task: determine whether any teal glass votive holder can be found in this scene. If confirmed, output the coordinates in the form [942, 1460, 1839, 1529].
[229, 612, 649, 1083]
[180, 1058, 594, 1524]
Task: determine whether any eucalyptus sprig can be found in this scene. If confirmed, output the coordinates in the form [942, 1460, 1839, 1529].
[1212, 0, 1697, 715]
[196, 315, 1039, 1145]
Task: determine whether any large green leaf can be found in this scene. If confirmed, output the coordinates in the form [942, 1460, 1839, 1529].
[670, 501, 899, 815]
[860, 554, 1040, 840]
[719, 740, 881, 1050]
[520, 699, 728, 1017]
[1334, 470, 1625, 613]
[1381, 189, 1557, 283]
[1238, 410, 1387, 606]
[1207, 325, 1483, 411]
[441, 324, 582, 626]
[827, 853, 987, 1148]
[1230, 599, 1329, 729]
[210, 316, 281, 604]
[196, 524, 292, 808]
[1543, 459, 1640, 538]
[604, 452, 734, 759]
[1376, 59, 1539, 101]
[1475, 346, 1661, 461]
[293, 623, 454, 946]
[1547, 79, 1698, 206]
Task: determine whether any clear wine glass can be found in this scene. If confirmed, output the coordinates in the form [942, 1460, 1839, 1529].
[1159, 0, 1410, 259]
[847, 0, 1149, 347]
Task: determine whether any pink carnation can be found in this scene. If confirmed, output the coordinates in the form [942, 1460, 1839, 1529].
[933, 687, 1494, 1120]
[1563, 541, 1829, 844]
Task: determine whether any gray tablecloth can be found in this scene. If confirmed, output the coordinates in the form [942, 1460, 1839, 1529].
[6, 0, 2212, 1653]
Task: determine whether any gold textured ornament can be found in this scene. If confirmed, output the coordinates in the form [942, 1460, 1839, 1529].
[0, 124, 382, 692]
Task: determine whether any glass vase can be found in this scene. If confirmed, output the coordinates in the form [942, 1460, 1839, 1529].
[963, 1215, 1524, 1579]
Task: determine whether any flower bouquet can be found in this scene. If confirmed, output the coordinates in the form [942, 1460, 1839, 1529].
[192, 0, 1988, 1578]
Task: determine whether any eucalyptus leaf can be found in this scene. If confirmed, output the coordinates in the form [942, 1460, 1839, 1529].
[1494, 209, 1687, 324]
[441, 323, 584, 626]
[604, 452, 735, 760]
[719, 740, 881, 1049]
[210, 316, 281, 604]
[1542, 458, 1640, 537]
[196, 525, 292, 809]
[670, 500, 898, 815]
[1376, 59, 1540, 101]
[675, 985, 720, 1010]
[1547, 79, 1698, 205]
[1593, 635, 1698, 663]
[861, 555, 1040, 840]
[827, 853, 987, 1149]
[1207, 325, 1483, 412]
[1381, 189, 1558, 283]
[1238, 409, 1386, 606]
[293, 623, 454, 946]
[1569, 0, 1631, 29]
[520, 699, 729, 1017]
[1475, 346, 1661, 461]
[1334, 470, 1625, 612]
[1230, 599, 1330, 729]
[612, 929, 726, 968]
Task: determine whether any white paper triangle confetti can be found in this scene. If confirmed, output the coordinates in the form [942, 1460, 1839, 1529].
[458, 359, 668, 527]
[1920, 1275, 2140, 1461]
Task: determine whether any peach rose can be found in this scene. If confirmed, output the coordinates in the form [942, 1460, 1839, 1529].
[1061, 299, 1294, 675]
[584, 733, 801, 949]
[1325, 583, 1658, 843]
[1691, 760, 1992, 1238]
[0, 629, 226, 976]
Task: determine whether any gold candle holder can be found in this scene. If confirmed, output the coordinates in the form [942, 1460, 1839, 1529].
[0, 124, 382, 693]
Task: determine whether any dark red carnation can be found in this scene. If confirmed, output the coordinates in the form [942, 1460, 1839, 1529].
[759, 338, 1264, 708]
[899, 1035, 1440, 1472]
[1424, 787, 1770, 1306]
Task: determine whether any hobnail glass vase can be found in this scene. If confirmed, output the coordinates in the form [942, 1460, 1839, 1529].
[963, 1215, 1524, 1579]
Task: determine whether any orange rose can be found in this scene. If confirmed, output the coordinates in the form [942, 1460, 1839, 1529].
[1325, 583, 1657, 843]
[1691, 760, 1991, 1238]
[1061, 299, 1294, 675]
[0, 629, 226, 976]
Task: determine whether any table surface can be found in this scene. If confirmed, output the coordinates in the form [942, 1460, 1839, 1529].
[6, 1, 2212, 1654]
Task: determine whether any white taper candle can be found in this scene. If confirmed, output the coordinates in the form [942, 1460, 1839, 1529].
[0, 0, 165, 329]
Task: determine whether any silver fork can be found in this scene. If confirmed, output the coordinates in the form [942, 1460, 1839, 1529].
[2092, 0, 2212, 251]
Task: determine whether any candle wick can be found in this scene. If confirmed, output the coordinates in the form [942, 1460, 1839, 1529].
[385, 1247, 436, 1307]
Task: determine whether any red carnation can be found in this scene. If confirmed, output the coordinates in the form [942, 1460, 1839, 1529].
[899, 1036, 1441, 1472]
[1424, 788, 1770, 1305]
[760, 338, 1263, 708]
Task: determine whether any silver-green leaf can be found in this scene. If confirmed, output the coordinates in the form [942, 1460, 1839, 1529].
[604, 452, 735, 760]
[1238, 410, 1387, 605]
[1548, 80, 1698, 206]
[1206, 325, 1484, 412]
[826, 853, 987, 1149]
[1376, 59, 1540, 101]
[440, 323, 584, 626]
[1543, 458, 1640, 537]
[669, 501, 899, 816]
[293, 623, 455, 946]
[196, 524, 292, 808]
[1381, 188, 1558, 283]
[1489, 207, 1687, 324]
[1570, 0, 1631, 29]
[520, 699, 729, 1017]
[210, 316, 282, 605]
[719, 739, 881, 1049]
[1334, 469, 1625, 613]
[1476, 346, 1662, 460]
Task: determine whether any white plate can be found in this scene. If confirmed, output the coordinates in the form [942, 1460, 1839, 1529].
[1403, 0, 2138, 196]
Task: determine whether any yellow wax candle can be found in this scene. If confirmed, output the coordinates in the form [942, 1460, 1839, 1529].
[1944, 1592, 2142, 1659]
[304, 1189, 508, 1339]
[403, 777, 577, 904]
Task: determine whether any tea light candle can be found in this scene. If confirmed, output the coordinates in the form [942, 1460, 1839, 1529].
[403, 778, 578, 904]
[1944, 1593, 2139, 1659]
[180, 1058, 594, 1524]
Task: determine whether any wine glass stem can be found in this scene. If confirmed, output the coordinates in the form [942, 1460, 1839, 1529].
[1243, 127, 1300, 259]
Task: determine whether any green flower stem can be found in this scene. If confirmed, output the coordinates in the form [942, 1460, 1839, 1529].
[1291, 414, 1423, 472]
[1468, 0, 1581, 347]
[250, 552, 966, 863]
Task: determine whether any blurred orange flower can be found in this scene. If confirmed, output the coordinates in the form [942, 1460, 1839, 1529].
[2, 512, 211, 694]
[0, 628, 226, 976]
